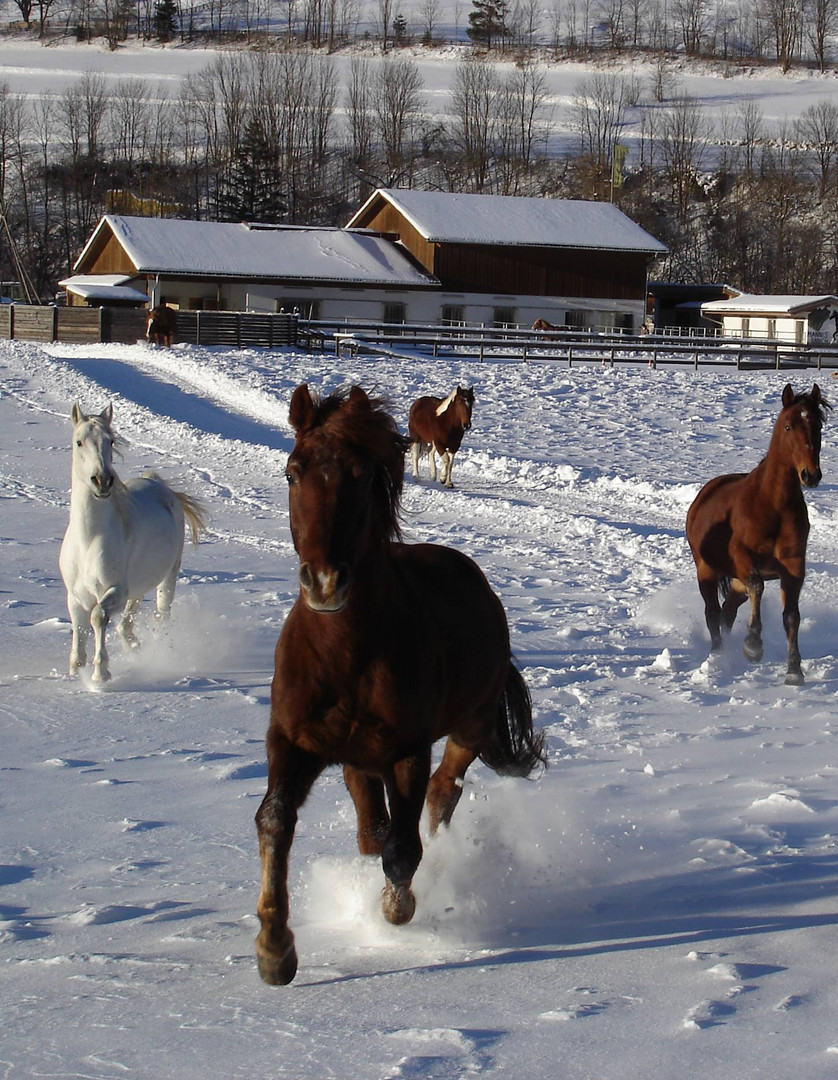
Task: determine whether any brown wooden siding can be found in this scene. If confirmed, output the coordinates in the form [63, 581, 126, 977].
[352, 203, 436, 273]
[433, 243, 649, 301]
[77, 228, 139, 275]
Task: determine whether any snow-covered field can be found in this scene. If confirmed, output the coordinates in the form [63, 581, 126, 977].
[3, 336, 838, 1078]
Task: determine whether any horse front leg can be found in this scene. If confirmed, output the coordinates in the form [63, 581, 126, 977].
[426, 738, 477, 834]
[743, 573, 765, 663]
[255, 735, 323, 986]
[410, 440, 422, 479]
[90, 585, 127, 683]
[67, 595, 89, 675]
[118, 599, 141, 650]
[780, 573, 805, 686]
[697, 572, 723, 651]
[344, 765, 389, 855]
[427, 445, 438, 483]
[381, 750, 431, 926]
[440, 450, 455, 487]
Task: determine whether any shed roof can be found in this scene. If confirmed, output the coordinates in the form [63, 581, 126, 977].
[702, 294, 838, 316]
[75, 216, 440, 288]
[347, 189, 668, 254]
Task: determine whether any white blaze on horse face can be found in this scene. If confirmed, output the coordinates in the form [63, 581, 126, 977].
[74, 417, 116, 499]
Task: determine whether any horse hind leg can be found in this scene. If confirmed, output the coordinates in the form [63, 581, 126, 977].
[154, 559, 181, 621]
[440, 450, 455, 488]
[410, 439, 422, 479]
[116, 599, 143, 651]
[721, 578, 747, 631]
[426, 738, 478, 834]
[427, 445, 438, 482]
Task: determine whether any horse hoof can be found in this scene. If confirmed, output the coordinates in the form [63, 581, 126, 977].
[91, 669, 112, 684]
[743, 641, 763, 663]
[382, 882, 416, 925]
[255, 933, 298, 986]
[784, 670, 804, 686]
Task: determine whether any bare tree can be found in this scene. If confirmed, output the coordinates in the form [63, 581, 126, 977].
[109, 78, 152, 168]
[796, 100, 838, 200]
[417, 0, 442, 41]
[495, 59, 550, 193]
[737, 96, 763, 183]
[372, 56, 424, 181]
[804, 0, 837, 71]
[657, 93, 708, 219]
[346, 56, 374, 172]
[763, 0, 803, 70]
[571, 73, 638, 182]
[449, 55, 498, 192]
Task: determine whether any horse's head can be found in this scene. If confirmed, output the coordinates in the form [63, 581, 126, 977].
[779, 383, 830, 488]
[454, 386, 475, 430]
[70, 402, 116, 499]
[286, 384, 409, 613]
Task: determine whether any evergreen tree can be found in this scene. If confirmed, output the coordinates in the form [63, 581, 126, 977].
[153, 0, 178, 42]
[219, 117, 285, 224]
[466, 0, 509, 48]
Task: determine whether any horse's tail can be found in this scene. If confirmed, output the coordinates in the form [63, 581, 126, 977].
[479, 663, 547, 778]
[719, 576, 732, 600]
[173, 489, 209, 544]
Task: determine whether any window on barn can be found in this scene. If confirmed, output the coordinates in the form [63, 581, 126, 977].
[492, 306, 516, 328]
[441, 304, 465, 326]
[383, 302, 406, 324]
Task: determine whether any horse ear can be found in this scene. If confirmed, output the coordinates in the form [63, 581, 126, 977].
[289, 384, 316, 433]
[811, 383, 822, 405]
[100, 403, 113, 427]
[71, 402, 82, 425]
[349, 385, 370, 408]
[782, 384, 795, 408]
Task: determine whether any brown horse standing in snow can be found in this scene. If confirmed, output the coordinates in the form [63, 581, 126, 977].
[686, 383, 829, 685]
[408, 385, 474, 487]
[254, 384, 545, 985]
[146, 303, 177, 347]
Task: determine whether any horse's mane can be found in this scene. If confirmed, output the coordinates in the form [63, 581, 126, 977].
[306, 388, 411, 543]
[435, 388, 458, 415]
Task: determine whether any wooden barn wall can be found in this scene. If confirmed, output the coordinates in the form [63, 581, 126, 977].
[353, 204, 436, 272]
[81, 232, 138, 276]
[433, 244, 650, 301]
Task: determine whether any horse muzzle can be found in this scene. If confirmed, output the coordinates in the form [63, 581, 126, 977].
[91, 473, 114, 498]
[800, 466, 822, 488]
[299, 561, 350, 612]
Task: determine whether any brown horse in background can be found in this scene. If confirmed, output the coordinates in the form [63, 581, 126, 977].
[686, 383, 829, 685]
[254, 384, 545, 985]
[532, 318, 566, 331]
[146, 303, 177, 347]
[408, 385, 474, 487]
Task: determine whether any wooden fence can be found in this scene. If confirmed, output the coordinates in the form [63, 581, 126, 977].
[0, 306, 298, 348]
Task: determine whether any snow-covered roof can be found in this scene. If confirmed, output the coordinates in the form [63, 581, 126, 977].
[347, 188, 668, 254]
[702, 294, 838, 316]
[59, 274, 149, 304]
[75, 216, 440, 288]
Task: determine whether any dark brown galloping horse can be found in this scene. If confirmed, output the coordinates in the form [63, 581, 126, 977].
[408, 385, 474, 487]
[686, 383, 829, 685]
[146, 303, 177, 347]
[255, 384, 545, 985]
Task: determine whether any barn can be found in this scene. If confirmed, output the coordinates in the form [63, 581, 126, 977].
[346, 188, 667, 331]
[68, 190, 667, 331]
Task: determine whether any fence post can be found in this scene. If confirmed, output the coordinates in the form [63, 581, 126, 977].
[51, 306, 58, 342]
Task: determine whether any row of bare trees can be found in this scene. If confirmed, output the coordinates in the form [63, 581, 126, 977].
[1, 52, 838, 299]
[5, 0, 838, 69]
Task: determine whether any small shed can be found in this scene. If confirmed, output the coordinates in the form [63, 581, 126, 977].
[701, 293, 838, 344]
[59, 274, 149, 308]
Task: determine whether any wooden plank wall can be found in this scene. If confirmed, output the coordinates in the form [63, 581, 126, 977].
[0, 307, 297, 348]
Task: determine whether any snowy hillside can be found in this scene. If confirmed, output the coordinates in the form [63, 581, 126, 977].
[3, 337, 838, 1077]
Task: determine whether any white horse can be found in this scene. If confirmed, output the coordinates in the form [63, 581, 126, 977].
[59, 402, 207, 684]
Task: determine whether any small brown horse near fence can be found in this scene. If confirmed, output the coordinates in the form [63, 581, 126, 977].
[254, 384, 545, 985]
[532, 318, 567, 331]
[408, 385, 474, 487]
[146, 303, 177, 347]
[686, 383, 829, 685]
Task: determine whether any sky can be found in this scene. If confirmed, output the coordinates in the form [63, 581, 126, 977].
[3, 34, 838, 1080]
[3, 333, 838, 1079]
